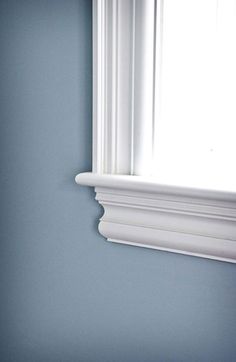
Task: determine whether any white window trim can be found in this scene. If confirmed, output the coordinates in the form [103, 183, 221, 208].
[76, 0, 236, 263]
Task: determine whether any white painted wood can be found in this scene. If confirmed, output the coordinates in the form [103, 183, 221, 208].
[92, 0, 135, 174]
[76, 0, 236, 263]
[76, 173, 236, 263]
[92, 0, 157, 174]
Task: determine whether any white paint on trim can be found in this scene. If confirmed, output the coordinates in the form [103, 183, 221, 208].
[77, 0, 236, 263]
[76, 173, 236, 263]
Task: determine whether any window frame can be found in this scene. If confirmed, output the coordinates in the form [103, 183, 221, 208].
[76, 0, 236, 263]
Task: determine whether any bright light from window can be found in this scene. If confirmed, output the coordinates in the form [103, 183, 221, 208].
[153, 0, 236, 191]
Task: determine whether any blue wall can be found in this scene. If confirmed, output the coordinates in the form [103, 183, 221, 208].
[0, 1, 236, 361]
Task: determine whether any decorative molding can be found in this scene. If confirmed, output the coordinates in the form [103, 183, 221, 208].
[92, 0, 135, 174]
[92, 0, 157, 175]
[76, 0, 236, 263]
[76, 173, 236, 263]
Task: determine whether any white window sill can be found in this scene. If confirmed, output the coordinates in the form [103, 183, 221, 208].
[76, 172, 236, 263]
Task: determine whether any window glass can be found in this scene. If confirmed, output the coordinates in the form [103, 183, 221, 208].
[153, 0, 236, 191]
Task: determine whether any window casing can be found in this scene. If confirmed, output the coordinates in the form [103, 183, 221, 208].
[76, 0, 236, 263]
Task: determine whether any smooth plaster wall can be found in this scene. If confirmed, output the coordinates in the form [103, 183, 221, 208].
[0, 1, 236, 361]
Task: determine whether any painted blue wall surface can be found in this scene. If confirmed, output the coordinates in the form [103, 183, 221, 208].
[0, 1, 236, 361]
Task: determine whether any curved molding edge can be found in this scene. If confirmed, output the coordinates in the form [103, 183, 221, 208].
[76, 173, 236, 263]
